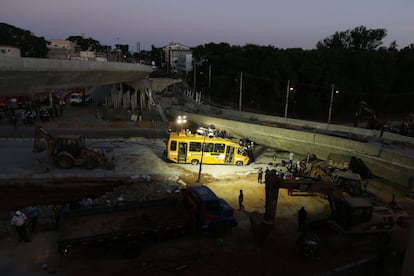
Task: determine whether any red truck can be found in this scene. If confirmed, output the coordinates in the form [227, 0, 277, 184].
[57, 185, 237, 260]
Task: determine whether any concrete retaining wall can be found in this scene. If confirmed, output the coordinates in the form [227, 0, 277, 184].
[193, 104, 414, 145]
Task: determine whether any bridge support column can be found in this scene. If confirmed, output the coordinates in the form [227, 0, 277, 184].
[139, 90, 145, 112]
[122, 90, 130, 110]
[48, 91, 54, 109]
[131, 88, 138, 110]
[249, 170, 280, 243]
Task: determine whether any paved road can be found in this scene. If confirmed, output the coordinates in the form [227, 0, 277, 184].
[0, 124, 168, 139]
[0, 99, 169, 139]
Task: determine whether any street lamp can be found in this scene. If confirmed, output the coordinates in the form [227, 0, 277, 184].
[193, 61, 197, 94]
[239, 72, 243, 112]
[116, 37, 121, 62]
[177, 115, 187, 133]
[234, 72, 243, 112]
[284, 80, 294, 118]
[328, 83, 340, 124]
[208, 65, 211, 89]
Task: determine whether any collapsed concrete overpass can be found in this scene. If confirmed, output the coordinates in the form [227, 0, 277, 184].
[0, 56, 180, 95]
[3, 55, 412, 188]
[167, 106, 414, 189]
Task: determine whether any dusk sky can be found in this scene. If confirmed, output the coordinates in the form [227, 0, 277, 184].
[2, 0, 414, 51]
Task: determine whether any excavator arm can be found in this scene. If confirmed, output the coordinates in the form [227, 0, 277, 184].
[33, 126, 55, 160]
[264, 171, 395, 233]
[279, 177, 333, 195]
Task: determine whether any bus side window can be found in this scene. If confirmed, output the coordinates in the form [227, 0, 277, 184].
[189, 142, 202, 152]
[214, 143, 225, 153]
[203, 143, 214, 152]
[170, 140, 177, 151]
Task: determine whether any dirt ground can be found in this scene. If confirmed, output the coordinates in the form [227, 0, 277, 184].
[0, 104, 413, 275]
[0, 166, 412, 276]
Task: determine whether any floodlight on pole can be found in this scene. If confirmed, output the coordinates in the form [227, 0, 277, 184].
[284, 80, 294, 118]
[328, 84, 340, 124]
[238, 72, 243, 112]
[177, 115, 187, 133]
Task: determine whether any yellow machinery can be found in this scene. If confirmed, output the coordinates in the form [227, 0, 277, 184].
[33, 126, 114, 170]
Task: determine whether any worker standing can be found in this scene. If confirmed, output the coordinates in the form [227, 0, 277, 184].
[264, 167, 270, 182]
[238, 190, 245, 211]
[258, 168, 263, 184]
[298, 206, 307, 233]
[11, 210, 30, 242]
[27, 203, 39, 233]
[289, 152, 295, 164]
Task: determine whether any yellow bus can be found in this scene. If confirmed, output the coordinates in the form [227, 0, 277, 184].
[165, 132, 250, 166]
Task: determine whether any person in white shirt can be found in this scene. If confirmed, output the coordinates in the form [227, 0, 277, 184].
[80, 197, 93, 208]
[11, 210, 30, 242]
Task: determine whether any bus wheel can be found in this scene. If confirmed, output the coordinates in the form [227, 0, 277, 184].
[191, 159, 199, 165]
[236, 161, 243, 166]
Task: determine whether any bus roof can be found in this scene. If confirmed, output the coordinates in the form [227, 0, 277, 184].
[168, 132, 238, 145]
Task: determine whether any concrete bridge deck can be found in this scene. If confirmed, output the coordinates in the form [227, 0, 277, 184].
[0, 56, 153, 94]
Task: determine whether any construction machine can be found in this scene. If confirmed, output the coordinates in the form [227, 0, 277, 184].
[251, 171, 397, 238]
[355, 100, 380, 129]
[33, 126, 114, 170]
[57, 186, 237, 261]
[284, 170, 408, 227]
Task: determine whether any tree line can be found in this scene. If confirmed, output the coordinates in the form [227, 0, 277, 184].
[1, 23, 413, 123]
[192, 27, 414, 123]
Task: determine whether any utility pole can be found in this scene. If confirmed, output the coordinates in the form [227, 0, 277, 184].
[193, 61, 196, 95]
[168, 48, 171, 73]
[197, 133, 206, 183]
[208, 65, 211, 89]
[239, 72, 243, 112]
[116, 37, 120, 62]
[284, 80, 290, 118]
[328, 83, 339, 124]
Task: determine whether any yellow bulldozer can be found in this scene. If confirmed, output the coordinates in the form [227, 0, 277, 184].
[33, 126, 114, 170]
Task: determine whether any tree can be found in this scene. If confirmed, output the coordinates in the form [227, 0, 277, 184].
[66, 35, 104, 52]
[150, 45, 163, 67]
[0, 23, 48, 57]
[191, 37, 414, 121]
[317, 26, 387, 50]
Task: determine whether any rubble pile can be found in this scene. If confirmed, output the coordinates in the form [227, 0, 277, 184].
[93, 176, 186, 206]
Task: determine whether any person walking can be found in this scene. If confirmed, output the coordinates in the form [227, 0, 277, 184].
[80, 197, 93, 208]
[258, 167, 263, 184]
[238, 190, 245, 211]
[12, 113, 17, 128]
[289, 152, 295, 165]
[27, 203, 39, 233]
[264, 167, 270, 182]
[11, 210, 30, 242]
[298, 206, 307, 233]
